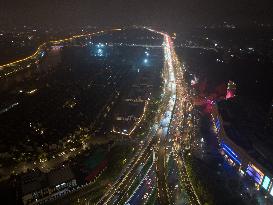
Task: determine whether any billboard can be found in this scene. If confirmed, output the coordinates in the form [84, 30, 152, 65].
[262, 176, 270, 190]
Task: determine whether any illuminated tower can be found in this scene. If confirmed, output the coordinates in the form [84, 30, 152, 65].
[226, 80, 236, 99]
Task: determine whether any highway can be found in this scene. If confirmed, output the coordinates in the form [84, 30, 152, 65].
[96, 133, 156, 205]
[119, 29, 201, 205]
[125, 165, 156, 205]
[95, 28, 193, 205]
[155, 34, 176, 205]
[168, 48, 201, 205]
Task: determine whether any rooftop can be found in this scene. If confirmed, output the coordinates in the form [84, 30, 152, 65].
[48, 166, 75, 187]
[217, 97, 273, 172]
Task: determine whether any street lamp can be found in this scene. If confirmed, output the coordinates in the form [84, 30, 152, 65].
[144, 59, 148, 64]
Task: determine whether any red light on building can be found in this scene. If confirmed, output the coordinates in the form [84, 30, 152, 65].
[226, 80, 236, 99]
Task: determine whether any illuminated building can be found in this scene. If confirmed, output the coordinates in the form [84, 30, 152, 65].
[211, 97, 273, 197]
[226, 80, 236, 99]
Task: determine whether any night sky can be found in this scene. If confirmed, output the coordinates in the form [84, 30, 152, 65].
[1, 0, 273, 28]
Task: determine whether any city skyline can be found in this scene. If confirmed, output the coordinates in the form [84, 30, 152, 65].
[0, 1, 273, 205]
[1, 0, 273, 29]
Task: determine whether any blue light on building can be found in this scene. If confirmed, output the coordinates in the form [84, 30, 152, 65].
[215, 118, 221, 132]
[246, 164, 264, 185]
[221, 142, 241, 165]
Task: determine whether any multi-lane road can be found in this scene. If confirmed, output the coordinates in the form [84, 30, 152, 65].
[94, 28, 201, 205]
